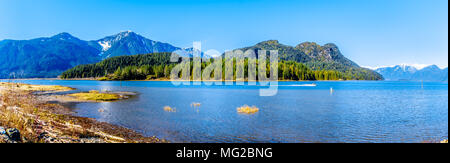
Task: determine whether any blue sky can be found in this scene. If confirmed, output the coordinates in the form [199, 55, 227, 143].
[0, 0, 448, 68]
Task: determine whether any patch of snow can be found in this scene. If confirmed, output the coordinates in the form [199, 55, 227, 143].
[98, 41, 112, 51]
[361, 66, 381, 70]
[398, 63, 431, 70]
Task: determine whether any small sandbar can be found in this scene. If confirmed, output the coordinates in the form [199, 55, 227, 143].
[43, 90, 135, 103]
[0, 82, 135, 103]
[0, 82, 74, 93]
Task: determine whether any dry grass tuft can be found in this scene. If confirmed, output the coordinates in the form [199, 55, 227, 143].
[163, 106, 176, 112]
[190, 102, 201, 107]
[237, 105, 260, 114]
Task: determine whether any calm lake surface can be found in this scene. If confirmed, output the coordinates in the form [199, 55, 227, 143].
[3, 80, 448, 143]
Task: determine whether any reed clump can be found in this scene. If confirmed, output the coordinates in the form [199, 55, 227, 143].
[190, 102, 201, 107]
[237, 105, 259, 114]
[164, 106, 176, 112]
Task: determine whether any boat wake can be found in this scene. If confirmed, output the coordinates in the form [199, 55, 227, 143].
[288, 84, 317, 87]
[267, 84, 317, 87]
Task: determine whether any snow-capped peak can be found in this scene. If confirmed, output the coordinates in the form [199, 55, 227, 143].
[397, 64, 431, 70]
[102, 30, 140, 42]
[363, 64, 433, 70]
[361, 66, 383, 70]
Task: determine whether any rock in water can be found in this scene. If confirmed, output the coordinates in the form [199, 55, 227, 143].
[1, 126, 11, 143]
[0, 127, 5, 135]
[6, 128, 21, 142]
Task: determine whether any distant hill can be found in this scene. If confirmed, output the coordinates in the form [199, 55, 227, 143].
[374, 64, 448, 82]
[0, 31, 185, 78]
[233, 40, 382, 80]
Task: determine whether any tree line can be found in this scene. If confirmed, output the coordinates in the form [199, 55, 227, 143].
[60, 53, 382, 81]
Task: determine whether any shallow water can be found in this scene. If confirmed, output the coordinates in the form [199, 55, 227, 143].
[3, 80, 448, 143]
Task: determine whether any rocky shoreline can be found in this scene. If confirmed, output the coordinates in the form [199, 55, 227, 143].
[0, 127, 21, 143]
[0, 82, 166, 143]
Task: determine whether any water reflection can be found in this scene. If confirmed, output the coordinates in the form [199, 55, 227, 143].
[2, 80, 448, 143]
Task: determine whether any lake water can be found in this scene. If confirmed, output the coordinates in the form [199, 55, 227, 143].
[2, 80, 448, 143]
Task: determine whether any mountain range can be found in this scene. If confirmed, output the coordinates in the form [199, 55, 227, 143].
[0, 31, 381, 79]
[373, 64, 448, 82]
[0, 33, 100, 78]
[0, 31, 186, 78]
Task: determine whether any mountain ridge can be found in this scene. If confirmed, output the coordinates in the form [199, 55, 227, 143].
[374, 64, 448, 82]
[0, 31, 184, 78]
[0, 33, 101, 78]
